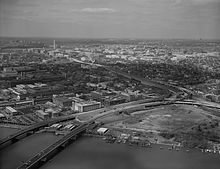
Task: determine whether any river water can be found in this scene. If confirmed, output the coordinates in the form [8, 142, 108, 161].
[0, 128, 61, 169]
[0, 127, 220, 169]
[0, 127, 18, 139]
[41, 137, 220, 169]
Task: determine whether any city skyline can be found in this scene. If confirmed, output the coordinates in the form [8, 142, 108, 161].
[0, 0, 220, 39]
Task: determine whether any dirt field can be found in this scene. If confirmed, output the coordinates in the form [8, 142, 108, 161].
[103, 105, 213, 132]
[100, 104, 220, 146]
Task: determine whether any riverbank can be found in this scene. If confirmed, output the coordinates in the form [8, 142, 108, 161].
[84, 132, 220, 155]
[40, 136, 220, 169]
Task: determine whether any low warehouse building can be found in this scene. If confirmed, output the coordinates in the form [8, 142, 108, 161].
[97, 127, 109, 134]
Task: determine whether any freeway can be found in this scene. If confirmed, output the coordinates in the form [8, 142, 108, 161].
[175, 100, 220, 109]
[13, 98, 220, 169]
[17, 122, 92, 169]
[0, 97, 166, 149]
[16, 99, 171, 169]
[71, 58, 191, 98]
[0, 96, 162, 148]
[0, 116, 75, 149]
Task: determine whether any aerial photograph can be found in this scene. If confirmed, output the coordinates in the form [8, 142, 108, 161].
[0, 0, 220, 169]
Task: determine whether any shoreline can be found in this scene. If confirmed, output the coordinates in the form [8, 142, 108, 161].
[83, 133, 220, 155]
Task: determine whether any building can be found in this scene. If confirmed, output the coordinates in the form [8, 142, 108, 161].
[121, 92, 143, 102]
[103, 95, 126, 106]
[5, 106, 19, 116]
[91, 90, 116, 102]
[0, 113, 6, 120]
[45, 108, 60, 118]
[91, 90, 127, 106]
[74, 100, 101, 112]
[97, 127, 109, 134]
[53, 96, 73, 107]
[36, 110, 50, 119]
[0, 67, 18, 78]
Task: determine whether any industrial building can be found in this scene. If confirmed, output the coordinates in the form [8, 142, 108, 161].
[53, 96, 73, 107]
[36, 110, 50, 120]
[91, 90, 128, 106]
[97, 127, 109, 134]
[0, 113, 6, 120]
[5, 106, 19, 116]
[103, 95, 126, 106]
[74, 100, 101, 112]
[45, 108, 60, 118]
[91, 90, 116, 102]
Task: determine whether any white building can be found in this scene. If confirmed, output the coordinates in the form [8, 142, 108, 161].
[5, 106, 18, 116]
[97, 128, 109, 134]
[74, 100, 101, 112]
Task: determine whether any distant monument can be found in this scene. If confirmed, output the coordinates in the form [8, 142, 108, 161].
[53, 40, 56, 50]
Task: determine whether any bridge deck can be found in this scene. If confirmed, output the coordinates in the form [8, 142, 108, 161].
[17, 123, 89, 169]
[0, 116, 75, 148]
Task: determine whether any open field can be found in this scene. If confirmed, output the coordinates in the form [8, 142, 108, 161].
[100, 104, 220, 148]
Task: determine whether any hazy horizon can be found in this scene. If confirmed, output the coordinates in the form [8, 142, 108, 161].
[1, 0, 220, 39]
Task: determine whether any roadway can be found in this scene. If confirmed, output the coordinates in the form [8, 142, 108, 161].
[0, 116, 75, 149]
[12, 98, 220, 169]
[2, 59, 220, 151]
[175, 100, 220, 109]
[16, 100, 171, 169]
[2, 58, 220, 168]
[17, 122, 93, 169]
[0, 96, 166, 149]
[70, 58, 190, 96]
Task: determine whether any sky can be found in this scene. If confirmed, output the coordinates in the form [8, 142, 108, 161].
[0, 0, 220, 39]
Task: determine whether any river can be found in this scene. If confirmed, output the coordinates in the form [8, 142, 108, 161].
[0, 127, 19, 140]
[0, 127, 62, 169]
[41, 137, 220, 169]
[0, 127, 220, 169]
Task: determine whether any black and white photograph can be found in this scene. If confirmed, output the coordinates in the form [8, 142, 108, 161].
[0, 0, 220, 169]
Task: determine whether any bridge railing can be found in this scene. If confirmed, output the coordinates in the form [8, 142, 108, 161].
[17, 123, 89, 169]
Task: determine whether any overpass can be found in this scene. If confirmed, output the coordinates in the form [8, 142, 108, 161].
[17, 122, 94, 169]
[175, 100, 220, 109]
[0, 116, 76, 150]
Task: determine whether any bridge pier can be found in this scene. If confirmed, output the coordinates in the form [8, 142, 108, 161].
[26, 131, 34, 136]
[11, 137, 19, 143]
[70, 136, 77, 141]
[41, 158, 47, 162]
[16, 124, 88, 169]
[61, 143, 67, 148]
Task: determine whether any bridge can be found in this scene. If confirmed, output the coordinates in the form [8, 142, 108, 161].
[0, 97, 166, 150]
[0, 116, 76, 149]
[17, 122, 94, 169]
[10, 98, 220, 169]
